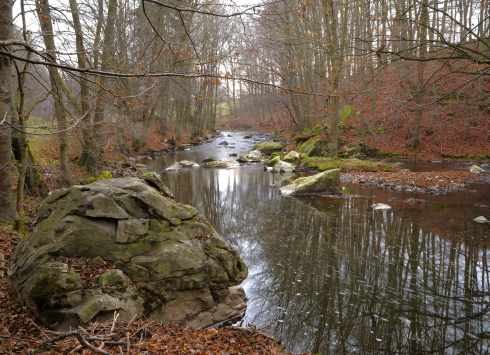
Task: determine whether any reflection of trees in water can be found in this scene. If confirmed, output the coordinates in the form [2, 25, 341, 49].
[163, 168, 490, 355]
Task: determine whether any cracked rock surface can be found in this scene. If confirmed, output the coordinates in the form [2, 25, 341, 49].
[8, 177, 248, 330]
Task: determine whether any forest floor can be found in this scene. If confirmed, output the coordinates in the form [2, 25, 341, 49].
[0, 234, 290, 354]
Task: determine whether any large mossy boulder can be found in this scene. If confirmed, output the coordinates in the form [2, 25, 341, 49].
[253, 142, 284, 155]
[8, 177, 248, 331]
[280, 169, 342, 196]
[297, 137, 332, 157]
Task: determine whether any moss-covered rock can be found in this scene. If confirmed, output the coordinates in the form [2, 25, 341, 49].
[237, 150, 263, 163]
[253, 142, 284, 155]
[264, 156, 281, 167]
[297, 137, 332, 157]
[140, 172, 174, 199]
[207, 160, 240, 168]
[283, 151, 301, 165]
[280, 169, 342, 196]
[8, 178, 248, 331]
[81, 171, 113, 185]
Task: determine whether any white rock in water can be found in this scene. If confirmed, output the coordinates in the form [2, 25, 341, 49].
[474, 216, 490, 223]
[469, 165, 484, 174]
[273, 160, 296, 173]
[372, 203, 391, 211]
[166, 160, 199, 171]
[166, 163, 181, 171]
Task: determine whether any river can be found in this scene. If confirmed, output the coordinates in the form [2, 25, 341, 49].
[141, 131, 490, 354]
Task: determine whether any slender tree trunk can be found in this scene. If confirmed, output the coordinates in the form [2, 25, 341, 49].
[410, 0, 428, 149]
[0, 0, 16, 221]
[69, 0, 95, 173]
[36, 0, 72, 186]
[92, 0, 117, 167]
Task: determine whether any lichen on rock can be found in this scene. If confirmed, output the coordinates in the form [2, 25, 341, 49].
[8, 177, 248, 331]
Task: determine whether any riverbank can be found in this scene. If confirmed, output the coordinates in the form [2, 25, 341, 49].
[342, 170, 486, 194]
[0, 226, 295, 355]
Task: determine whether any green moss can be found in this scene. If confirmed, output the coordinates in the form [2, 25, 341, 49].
[81, 171, 113, 185]
[377, 127, 388, 134]
[303, 157, 396, 172]
[270, 152, 283, 159]
[264, 156, 281, 167]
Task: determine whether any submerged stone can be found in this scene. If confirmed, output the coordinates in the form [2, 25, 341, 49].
[280, 169, 342, 196]
[207, 160, 240, 169]
[8, 178, 248, 331]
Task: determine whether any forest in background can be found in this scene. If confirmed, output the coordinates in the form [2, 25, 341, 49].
[0, 0, 489, 223]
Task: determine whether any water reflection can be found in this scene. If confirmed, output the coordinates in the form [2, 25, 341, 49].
[156, 132, 490, 354]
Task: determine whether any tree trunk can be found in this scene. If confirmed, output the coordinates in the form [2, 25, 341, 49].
[0, 0, 16, 221]
[69, 0, 96, 173]
[92, 0, 117, 168]
[36, 0, 72, 186]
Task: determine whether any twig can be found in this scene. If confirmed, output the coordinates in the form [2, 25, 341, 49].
[110, 311, 119, 334]
[126, 314, 137, 329]
[28, 318, 50, 341]
[75, 328, 110, 355]
[0, 334, 41, 344]
[68, 344, 83, 354]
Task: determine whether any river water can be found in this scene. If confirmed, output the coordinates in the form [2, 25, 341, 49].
[141, 131, 490, 354]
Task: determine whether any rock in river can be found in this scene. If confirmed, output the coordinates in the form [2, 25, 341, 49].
[207, 160, 240, 169]
[237, 150, 263, 163]
[474, 216, 490, 223]
[253, 142, 284, 155]
[282, 150, 301, 165]
[280, 169, 342, 196]
[166, 160, 200, 171]
[273, 160, 296, 173]
[8, 177, 248, 330]
[470, 165, 484, 174]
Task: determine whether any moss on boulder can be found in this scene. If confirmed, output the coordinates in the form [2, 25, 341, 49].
[297, 137, 332, 157]
[280, 169, 342, 196]
[8, 178, 248, 330]
[253, 142, 284, 155]
[283, 151, 301, 165]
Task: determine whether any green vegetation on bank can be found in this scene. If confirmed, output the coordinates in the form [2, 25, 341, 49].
[302, 157, 397, 172]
